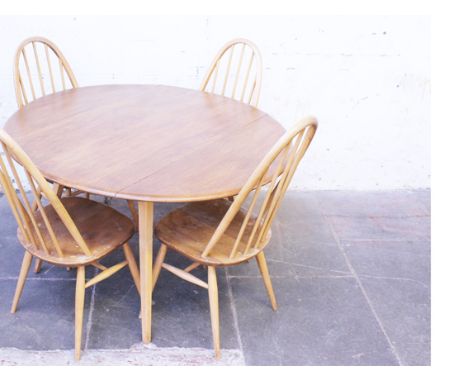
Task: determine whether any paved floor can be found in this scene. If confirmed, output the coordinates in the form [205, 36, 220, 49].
[0, 190, 430, 365]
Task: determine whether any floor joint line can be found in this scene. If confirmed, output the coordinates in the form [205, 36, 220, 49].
[224, 267, 245, 362]
[84, 268, 98, 350]
[324, 214, 404, 366]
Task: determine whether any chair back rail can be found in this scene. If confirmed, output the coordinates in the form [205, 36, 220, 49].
[200, 38, 262, 107]
[0, 130, 91, 257]
[14, 36, 78, 108]
[200, 116, 318, 260]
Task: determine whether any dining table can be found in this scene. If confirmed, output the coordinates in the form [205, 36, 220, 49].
[3, 84, 285, 343]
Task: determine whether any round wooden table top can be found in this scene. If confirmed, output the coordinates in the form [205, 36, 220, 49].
[4, 85, 285, 202]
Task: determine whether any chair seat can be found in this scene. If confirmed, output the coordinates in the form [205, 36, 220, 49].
[18, 197, 134, 266]
[155, 199, 271, 266]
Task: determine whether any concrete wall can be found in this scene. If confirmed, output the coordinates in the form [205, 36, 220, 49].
[0, 15, 430, 190]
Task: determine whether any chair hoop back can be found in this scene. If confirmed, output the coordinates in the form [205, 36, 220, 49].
[14, 36, 78, 108]
[200, 116, 318, 260]
[200, 38, 262, 107]
[0, 130, 91, 257]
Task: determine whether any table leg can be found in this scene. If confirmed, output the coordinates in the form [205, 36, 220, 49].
[138, 201, 154, 343]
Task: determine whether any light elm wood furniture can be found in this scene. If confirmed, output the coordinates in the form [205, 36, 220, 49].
[0, 130, 140, 360]
[3, 84, 285, 347]
[14, 36, 78, 108]
[152, 117, 318, 358]
[200, 38, 262, 106]
[13, 37, 139, 275]
[14, 36, 87, 269]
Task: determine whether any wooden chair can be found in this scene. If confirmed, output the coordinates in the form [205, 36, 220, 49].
[152, 116, 318, 358]
[14, 36, 78, 108]
[13, 36, 139, 273]
[0, 130, 141, 360]
[200, 38, 262, 107]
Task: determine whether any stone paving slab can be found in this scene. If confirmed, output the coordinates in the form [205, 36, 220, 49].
[228, 274, 399, 365]
[0, 190, 431, 365]
[0, 344, 245, 366]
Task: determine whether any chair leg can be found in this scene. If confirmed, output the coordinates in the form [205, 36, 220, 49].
[255, 251, 278, 311]
[11, 251, 33, 313]
[127, 200, 139, 230]
[123, 242, 140, 294]
[53, 183, 64, 198]
[75, 266, 86, 360]
[152, 244, 167, 290]
[208, 266, 221, 359]
[34, 258, 43, 273]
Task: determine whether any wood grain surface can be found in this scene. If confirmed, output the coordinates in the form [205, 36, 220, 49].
[4, 84, 284, 202]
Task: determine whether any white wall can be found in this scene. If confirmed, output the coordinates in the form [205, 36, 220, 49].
[0, 15, 430, 190]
